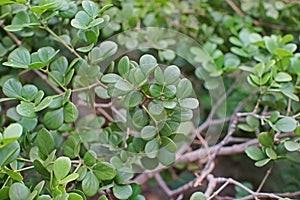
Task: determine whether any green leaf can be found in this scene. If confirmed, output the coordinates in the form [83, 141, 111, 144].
[38, 47, 59, 65]
[2, 78, 22, 98]
[115, 167, 134, 184]
[258, 132, 274, 147]
[284, 141, 300, 151]
[50, 56, 68, 74]
[64, 102, 79, 123]
[266, 147, 277, 159]
[21, 85, 38, 101]
[121, 91, 144, 108]
[59, 173, 79, 184]
[82, 171, 99, 196]
[163, 85, 176, 99]
[158, 147, 175, 166]
[82, 0, 99, 18]
[44, 109, 64, 130]
[83, 150, 97, 166]
[93, 162, 116, 181]
[275, 117, 297, 132]
[33, 160, 50, 178]
[145, 138, 159, 158]
[190, 192, 206, 200]
[141, 125, 156, 141]
[132, 109, 149, 129]
[245, 146, 265, 161]
[90, 41, 118, 64]
[180, 98, 199, 109]
[95, 86, 110, 99]
[230, 47, 249, 57]
[115, 79, 133, 92]
[264, 37, 278, 54]
[54, 156, 71, 180]
[64, 134, 81, 159]
[176, 78, 193, 99]
[3, 123, 23, 141]
[275, 48, 293, 57]
[77, 44, 94, 53]
[149, 83, 163, 98]
[101, 74, 122, 84]
[112, 185, 133, 200]
[118, 56, 130, 76]
[139, 54, 157, 75]
[161, 136, 177, 153]
[36, 128, 55, 156]
[0, 141, 20, 168]
[154, 67, 164, 85]
[3, 47, 30, 69]
[68, 193, 83, 200]
[35, 96, 53, 112]
[164, 65, 180, 85]
[4, 168, 23, 181]
[141, 157, 159, 170]
[275, 72, 292, 82]
[9, 182, 30, 200]
[255, 158, 271, 167]
[16, 102, 36, 118]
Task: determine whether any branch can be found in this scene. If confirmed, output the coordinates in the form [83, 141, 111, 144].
[0, 20, 22, 46]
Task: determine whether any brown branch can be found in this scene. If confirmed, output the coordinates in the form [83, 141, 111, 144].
[225, 0, 244, 16]
[256, 164, 274, 193]
[0, 20, 22, 46]
[33, 70, 63, 94]
[155, 174, 172, 197]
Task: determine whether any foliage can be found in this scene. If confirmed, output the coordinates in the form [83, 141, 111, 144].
[0, 0, 300, 200]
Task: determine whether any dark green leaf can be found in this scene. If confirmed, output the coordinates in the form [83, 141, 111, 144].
[93, 162, 116, 181]
[64, 102, 79, 123]
[36, 128, 55, 156]
[118, 56, 130, 76]
[83, 150, 97, 166]
[82, 172, 99, 196]
[258, 132, 274, 147]
[4, 168, 23, 181]
[44, 109, 64, 130]
[0, 141, 20, 168]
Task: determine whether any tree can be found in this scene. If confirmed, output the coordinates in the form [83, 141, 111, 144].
[0, 0, 300, 199]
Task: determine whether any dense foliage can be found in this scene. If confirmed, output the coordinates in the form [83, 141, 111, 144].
[0, 0, 300, 199]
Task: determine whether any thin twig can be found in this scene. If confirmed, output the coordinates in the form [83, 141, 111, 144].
[0, 20, 22, 46]
[256, 164, 273, 193]
[155, 174, 172, 196]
